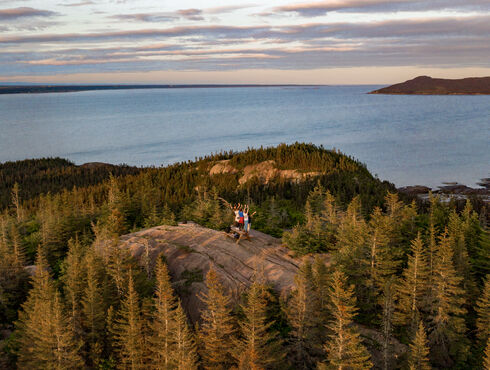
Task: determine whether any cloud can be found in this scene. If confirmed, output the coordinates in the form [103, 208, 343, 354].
[110, 9, 205, 23]
[177, 8, 204, 21]
[110, 13, 176, 22]
[110, 5, 255, 24]
[2, 15, 490, 46]
[205, 5, 256, 14]
[0, 25, 269, 44]
[1, 10, 489, 77]
[0, 7, 58, 20]
[58, 1, 94, 7]
[272, 0, 490, 17]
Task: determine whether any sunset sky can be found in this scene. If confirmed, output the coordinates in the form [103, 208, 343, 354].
[1, 0, 489, 84]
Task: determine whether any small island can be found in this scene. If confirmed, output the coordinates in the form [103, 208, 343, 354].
[369, 75, 490, 95]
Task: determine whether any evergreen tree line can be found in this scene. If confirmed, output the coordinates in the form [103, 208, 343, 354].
[0, 158, 142, 209]
[283, 187, 490, 368]
[4, 229, 490, 369]
[0, 143, 395, 265]
[0, 143, 488, 368]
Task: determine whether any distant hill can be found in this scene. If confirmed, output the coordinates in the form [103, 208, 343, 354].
[369, 76, 490, 95]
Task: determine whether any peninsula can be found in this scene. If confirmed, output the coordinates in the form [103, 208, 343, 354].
[369, 75, 490, 95]
[0, 84, 299, 95]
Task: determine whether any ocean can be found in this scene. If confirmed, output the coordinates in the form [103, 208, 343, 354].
[0, 86, 488, 188]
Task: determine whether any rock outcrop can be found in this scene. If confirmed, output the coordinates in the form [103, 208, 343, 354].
[209, 159, 322, 186]
[208, 159, 238, 176]
[99, 222, 302, 322]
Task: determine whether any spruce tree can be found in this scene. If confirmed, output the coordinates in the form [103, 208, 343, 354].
[0, 218, 29, 324]
[113, 271, 145, 369]
[367, 207, 394, 292]
[394, 233, 429, 333]
[286, 259, 318, 368]
[199, 267, 236, 369]
[484, 338, 490, 370]
[235, 282, 282, 369]
[17, 246, 83, 369]
[335, 196, 369, 298]
[11, 182, 24, 222]
[319, 270, 372, 370]
[62, 238, 86, 341]
[476, 275, 490, 343]
[428, 231, 469, 367]
[426, 223, 438, 306]
[312, 256, 331, 345]
[447, 211, 476, 298]
[408, 320, 431, 370]
[172, 302, 197, 370]
[381, 279, 395, 370]
[149, 258, 177, 369]
[81, 248, 106, 366]
[51, 291, 84, 369]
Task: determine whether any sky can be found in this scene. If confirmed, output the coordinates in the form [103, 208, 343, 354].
[0, 0, 489, 84]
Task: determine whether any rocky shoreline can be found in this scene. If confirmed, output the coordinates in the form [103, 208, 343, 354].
[398, 178, 490, 203]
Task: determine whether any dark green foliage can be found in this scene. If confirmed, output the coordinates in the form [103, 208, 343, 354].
[0, 157, 141, 210]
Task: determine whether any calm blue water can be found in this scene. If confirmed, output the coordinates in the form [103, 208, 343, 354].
[0, 86, 488, 188]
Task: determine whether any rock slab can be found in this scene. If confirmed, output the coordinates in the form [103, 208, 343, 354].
[110, 222, 301, 321]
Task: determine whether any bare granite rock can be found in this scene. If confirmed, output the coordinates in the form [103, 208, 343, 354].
[209, 159, 321, 185]
[99, 222, 302, 322]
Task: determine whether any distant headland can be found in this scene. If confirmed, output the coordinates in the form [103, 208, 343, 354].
[369, 76, 490, 95]
[0, 84, 301, 95]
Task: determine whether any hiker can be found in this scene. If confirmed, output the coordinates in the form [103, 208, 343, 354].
[243, 207, 249, 233]
[247, 209, 256, 233]
[233, 204, 240, 227]
[238, 207, 245, 230]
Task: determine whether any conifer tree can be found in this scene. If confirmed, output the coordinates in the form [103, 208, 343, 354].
[476, 275, 490, 343]
[81, 248, 106, 366]
[312, 256, 331, 341]
[149, 258, 177, 369]
[408, 321, 431, 370]
[428, 231, 469, 367]
[447, 210, 476, 297]
[51, 291, 84, 368]
[9, 223, 26, 267]
[172, 302, 197, 370]
[17, 246, 83, 369]
[11, 182, 24, 222]
[62, 238, 86, 340]
[394, 233, 429, 333]
[483, 338, 490, 370]
[335, 196, 369, 289]
[426, 223, 438, 305]
[385, 192, 404, 220]
[113, 271, 145, 369]
[143, 204, 161, 229]
[286, 260, 318, 368]
[366, 207, 400, 310]
[0, 219, 29, 324]
[381, 279, 395, 370]
[319, 270, 372, 370]
[199, 267, 236, 369]
[235, 282, 282, 369]
[161, 203, 177, 226]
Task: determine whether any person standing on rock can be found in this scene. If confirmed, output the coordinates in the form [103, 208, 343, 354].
[246, 208, 256, 233]
[243, 207, 249, 233]
[233, 204, 240, 227]
[238, 207, 245, 230]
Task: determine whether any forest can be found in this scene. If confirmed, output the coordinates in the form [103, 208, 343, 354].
[0, 143, 488, 369]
